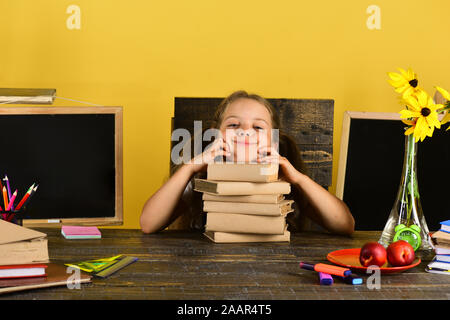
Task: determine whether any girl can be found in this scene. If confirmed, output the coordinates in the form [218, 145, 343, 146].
[140, 91, 355, 235]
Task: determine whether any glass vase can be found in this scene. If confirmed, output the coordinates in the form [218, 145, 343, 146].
[379, 134, 432, 251]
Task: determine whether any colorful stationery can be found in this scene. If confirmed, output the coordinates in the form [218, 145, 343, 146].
[318, 272, 333, 285]
[94, 256, 138, 279]
[14, 184, 34, 211]
[2, 186, 8, 211]
[5, 190, 17, 211]
[3, 176, 11, 202]
[337, 274, 363, 285]
[65, 254, 123, 273]
[61, 225, 101, 239]
[299, 261, 352, 277]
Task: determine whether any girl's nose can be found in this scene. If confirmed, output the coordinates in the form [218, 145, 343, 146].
[237, 129, 254, 137]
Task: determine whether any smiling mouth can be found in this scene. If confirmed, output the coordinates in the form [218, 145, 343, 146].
[234, 140, 258, 145]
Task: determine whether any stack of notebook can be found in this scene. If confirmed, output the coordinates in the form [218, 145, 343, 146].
[426, 220, 450, 275]
[194, 162, 293, 243]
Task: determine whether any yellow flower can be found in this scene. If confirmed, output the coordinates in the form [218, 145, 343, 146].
[388, 68, 421, 98]
[399, 90, 443, 142]
[435, 86, 450, 128]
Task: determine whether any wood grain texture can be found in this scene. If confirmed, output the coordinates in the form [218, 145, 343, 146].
[0, 228, 445, 300]
[172, 98, 334, 188]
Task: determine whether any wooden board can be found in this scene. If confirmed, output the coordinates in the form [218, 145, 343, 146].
[172, 98, 334, 188]
[0, 106, 123, 227]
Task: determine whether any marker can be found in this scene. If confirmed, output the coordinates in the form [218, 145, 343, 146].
[337, 274, 363, 285]
[299, 261, 352, 277]
[318, 272, 333, 285]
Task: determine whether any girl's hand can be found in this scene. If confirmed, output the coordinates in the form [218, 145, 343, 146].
[256, 146, 302, 184]
[186, 137, 231, 174]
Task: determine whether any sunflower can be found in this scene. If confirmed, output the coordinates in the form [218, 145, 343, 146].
[388, 68, 421, 98]
[435, 86, 450, 128]
[399, 90, 443, 142]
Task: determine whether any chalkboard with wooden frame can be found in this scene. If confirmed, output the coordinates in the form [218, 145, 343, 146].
[172, 97, 334, 189]
[0, 106, 123, 227]
[336, 111, 449, 231]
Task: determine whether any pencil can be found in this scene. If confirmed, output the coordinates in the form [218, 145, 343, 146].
[22, 184, 38, 209]
[14, 185, 33, 211]
[2, 186, 8, 210]
[4, 176, 11, 201]
[6, 190, 17, 211]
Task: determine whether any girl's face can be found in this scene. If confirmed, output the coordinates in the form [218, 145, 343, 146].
[219, 98, 274, 162]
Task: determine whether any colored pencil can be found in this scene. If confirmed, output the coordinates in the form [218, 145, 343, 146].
[6, 190, 17, 211]
[2, 186, 8, 210]
[4, 176, 11, 201]
[22, 184, 38, 209]
[14, 185, 33, 211]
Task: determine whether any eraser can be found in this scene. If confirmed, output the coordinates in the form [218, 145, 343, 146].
[318, 272, 333, 285]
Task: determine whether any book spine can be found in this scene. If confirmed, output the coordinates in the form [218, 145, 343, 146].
[217, 182, 291, 195]
[206, 212, 286, 234]
[202, 193, 283, 204]
[207, 164, 278, 182]
[205, 230, 290, 243]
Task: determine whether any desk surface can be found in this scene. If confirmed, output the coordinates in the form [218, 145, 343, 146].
[0, 229, 448, 300]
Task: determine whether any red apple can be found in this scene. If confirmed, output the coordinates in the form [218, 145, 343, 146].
[359, 242, 387, 267]
[387, 240, 415, 266]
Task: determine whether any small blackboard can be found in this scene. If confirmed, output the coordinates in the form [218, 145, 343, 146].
[336, 112, 449, 231]
[0, 107, 123, 227]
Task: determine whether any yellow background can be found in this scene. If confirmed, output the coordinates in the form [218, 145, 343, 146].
[1, 0, 449, 229]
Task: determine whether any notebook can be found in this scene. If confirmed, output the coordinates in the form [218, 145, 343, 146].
[61, 225, 101, 239]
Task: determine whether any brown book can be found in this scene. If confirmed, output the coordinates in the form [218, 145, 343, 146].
[207, 163, 279, 182]
[0, 88, 56, 104]
[0, 263, 91, 294]
[205, 212, 287, 234]
[203, 229, 290, 243]
[203, 200, 294, 216]
[202, 193, 284, 204]
[432, 231, 450, 246]
[194, 179, 291, 195]
[0, 220, 49, 266]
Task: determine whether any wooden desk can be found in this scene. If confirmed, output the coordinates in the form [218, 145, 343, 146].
[0, 229, 448, 300]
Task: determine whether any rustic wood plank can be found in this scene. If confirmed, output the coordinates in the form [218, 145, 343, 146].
[172, 97, 334, 188]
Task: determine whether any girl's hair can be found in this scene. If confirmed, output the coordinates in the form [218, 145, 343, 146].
[169, 90, 309, 231]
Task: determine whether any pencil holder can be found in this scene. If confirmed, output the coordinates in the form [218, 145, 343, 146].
[0, 210, 23, 226]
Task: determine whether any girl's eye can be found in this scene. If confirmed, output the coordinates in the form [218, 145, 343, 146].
[227, 123, 239, 128]
[254, 126, 263, 130]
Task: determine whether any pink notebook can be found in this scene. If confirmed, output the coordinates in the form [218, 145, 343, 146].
[61, 225, 101, 239]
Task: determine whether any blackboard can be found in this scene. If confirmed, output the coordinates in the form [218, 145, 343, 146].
[336, 112, 449, 231]
[0, 107, 123, 226]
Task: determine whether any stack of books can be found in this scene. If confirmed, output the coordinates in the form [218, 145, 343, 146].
[194, 162, 293, 243]
[0, 219, 91, 294]
[426, 220, 450, 275]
